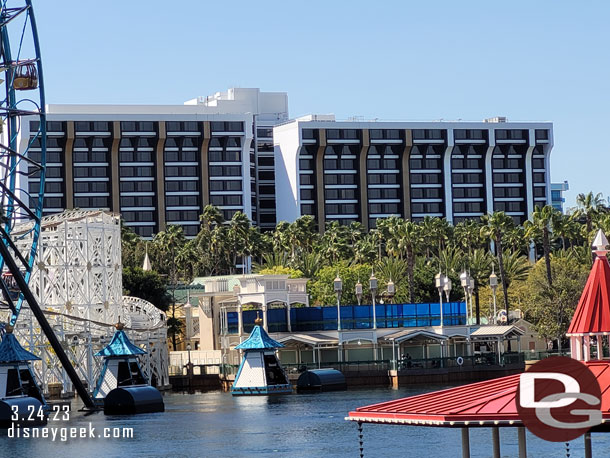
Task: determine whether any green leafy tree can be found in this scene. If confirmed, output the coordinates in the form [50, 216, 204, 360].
[122, 267, 171, 311]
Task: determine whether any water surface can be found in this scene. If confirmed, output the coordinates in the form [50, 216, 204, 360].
[1, 387, 609, 457]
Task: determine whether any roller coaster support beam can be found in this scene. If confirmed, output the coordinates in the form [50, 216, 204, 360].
[0, 240, 97, 410]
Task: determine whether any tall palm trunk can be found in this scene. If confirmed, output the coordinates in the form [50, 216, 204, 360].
[496, 235, 509, 321]
[407, 244, 415, 303]
[542, 227, 553, 287]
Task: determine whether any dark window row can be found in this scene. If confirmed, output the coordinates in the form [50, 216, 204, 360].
[493, 158, 522, 169]
[325, 174, 357, 185]
[325, 189, 357, 199]
[210, 180, 241, 192]
[412, 129, 444, 140]
[166, 180, 198, 192]
[75, 196, 109, 208]
[210, 195, 242, 206]
[411, 188, 442, 199]
[258, 156, 274, 167]
[495, 130, 527, 140]
[74, 151, 108, 163]
[494, 187, 523, 198]
[535, 187, 546, 198]
[494, 201, 525, 212]
[123, 211, 155, 222]
[28, 151, 62, 163]
[369, 174, 399, 184]
[121, 121, 156, 132]
[121, 196, 154, 207]
[367, 158, 398, 169]
[120, 137, 155, 148]
[258, 170, 274, 181]
[299, 174, 313, 185]
[120, 167, 153, 177]
[369, 203, 399, 214]
[451, 158, 482, 169]
[30, 121, 64, 132]
[369, 188, 400, 199]
[73, 137, 111, 149]
[167, 210, 199, 222]
[453, 129, 486, 140]
[209, 137, 241, 148]
[326, 129, 359, 140]
[301, 204, 315, 215]
[257, 128, 273, 138]
[165, 166, 197, 177]
[410, 158, 441, 169]
[74, 166, 108, 178]
[75, 121, 110, 132]
[324, 158, 356, 170]
[370, 129, 401, 140]
[209, 165, 241, 176]
[325, 203, 358, 214]
[166, 121, 199, 132]
[210, 121, 243, 132]
[120, 181, 154, 192]
[165, 150, 197, 162]
[209, 150, 241, 162]
[412, 202, 442, 213]
[493, 173, 522, 184]
[453, 187, 484, 198]
[452, 173, 483, 184]
[411, 174, 441, 184]
[454, 202, 484, 213]
[75, 181, 108, 193]
[29, 181, 63, 194]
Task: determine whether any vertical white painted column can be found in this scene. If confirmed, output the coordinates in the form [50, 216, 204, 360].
[237, 304, 243, 337]
[485, 129, 495, 215]
[287, 302, 292, 332]
[262, 304, 268, 331]
[525, 128, 536, 218]
[444, 129, 454, 223]
[575, 336, 583, 361]
[583, 336, 591, 362]
[597, 334, 603, 360]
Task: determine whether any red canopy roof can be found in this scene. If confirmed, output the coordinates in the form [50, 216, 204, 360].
[347, 361, 610, 427]
[568, 255, 610, 335]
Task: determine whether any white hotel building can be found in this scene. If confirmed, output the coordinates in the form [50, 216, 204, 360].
[274, 116, 553, 229]
[18, 88, 553, 235]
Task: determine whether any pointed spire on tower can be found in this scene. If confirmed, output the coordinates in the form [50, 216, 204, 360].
[592, 229, 609, 257]
[142, 243, 152, 271]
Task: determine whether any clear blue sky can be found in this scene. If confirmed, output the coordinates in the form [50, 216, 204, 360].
[33, 1, 609, 209]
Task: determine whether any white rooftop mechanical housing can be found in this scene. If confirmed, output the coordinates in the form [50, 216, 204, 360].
[1, 210, 169, 395]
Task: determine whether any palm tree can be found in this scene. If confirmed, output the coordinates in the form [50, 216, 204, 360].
[396, 221, 422, 303]
[481, 212, 514, 322]
[524, 205, 559, 286]
[576, 192, 606, 232]
[227, 211, 252, 274]
[467, 249, 493, 324]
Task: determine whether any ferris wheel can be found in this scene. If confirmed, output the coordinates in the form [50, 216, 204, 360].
[0, 0, 46, 326]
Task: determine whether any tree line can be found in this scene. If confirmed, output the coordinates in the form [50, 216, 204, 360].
[122, 192, 610, 348]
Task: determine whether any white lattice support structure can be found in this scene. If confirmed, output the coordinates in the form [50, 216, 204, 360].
[2, 210, 169, 394]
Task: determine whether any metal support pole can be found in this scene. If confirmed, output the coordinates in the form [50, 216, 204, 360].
[584, 432, 592, 458]
[372, 295, 377, 330]
[492, 427, 500, 458]
[439, 291, 444, 328]
[461, 428, 470, 458]
[0, 240, 96, 410]
[517, 426, 527, 458]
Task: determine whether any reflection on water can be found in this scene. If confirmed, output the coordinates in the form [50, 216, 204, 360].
[0, 387, 609, 457]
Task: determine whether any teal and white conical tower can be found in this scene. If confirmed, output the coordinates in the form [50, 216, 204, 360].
[232, 315, 292, 395]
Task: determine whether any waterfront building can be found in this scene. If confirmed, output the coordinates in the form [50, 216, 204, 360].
[274, 116, 553, 229]
[551, 180, 569, 213]
[187, 274, 530, 369]
[19, 88, 288, 238]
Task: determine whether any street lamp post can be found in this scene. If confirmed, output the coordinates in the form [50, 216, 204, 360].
[387, 278, 395, 304]
[467, 275, 474, 325]
[370, 272, 378, 329]
[355, 280, 363, 306]
[490, 268, 498, 324]
[334, 275, 343, 331]
[435, 272, 445, 328]
[186, 342, 193, 389]
[460, 271, 469, 324]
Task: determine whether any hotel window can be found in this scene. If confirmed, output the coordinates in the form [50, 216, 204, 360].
[535, 130, 549, 140]
[165, 181, 198, 192]
[302, 129, 315, 139]
[535, 187, 547, 198]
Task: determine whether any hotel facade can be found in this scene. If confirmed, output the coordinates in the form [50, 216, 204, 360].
[19, 88, 553, 236]
[20, 88, 288, 237]
[274, 116, 553, 229]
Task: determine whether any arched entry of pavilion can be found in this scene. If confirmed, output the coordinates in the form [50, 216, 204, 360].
[380, 330, 449, 369]
[276, 334, 339, 369]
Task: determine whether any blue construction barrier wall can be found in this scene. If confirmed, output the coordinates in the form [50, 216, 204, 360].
[229, 302, 466, 334]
